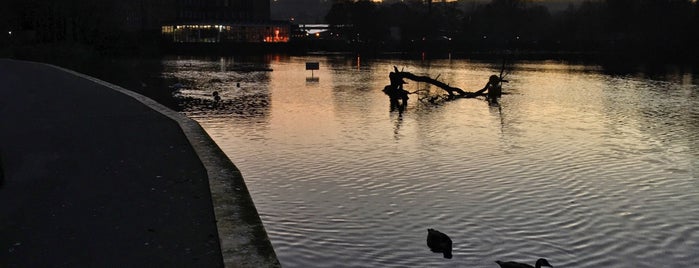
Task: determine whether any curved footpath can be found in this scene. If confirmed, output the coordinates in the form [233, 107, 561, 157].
[0, 59, 280, 267]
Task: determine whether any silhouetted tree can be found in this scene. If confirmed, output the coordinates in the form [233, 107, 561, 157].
[461, 0, 552, 50]
[325, 1, 350, 26]
[553, 1, 604, 52]
[594, 0, 697, 59]
[455, 0, 697, 60]
[6, 0, 170, 56]
[325, 0, 390, 50]
[694, 1, 699, 55]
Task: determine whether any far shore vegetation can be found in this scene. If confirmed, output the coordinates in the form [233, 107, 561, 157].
[1, 0, 698, 64]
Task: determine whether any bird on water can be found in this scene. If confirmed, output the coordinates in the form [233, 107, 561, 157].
[495, 258, 553, 268]
[426, 228, 452, 259]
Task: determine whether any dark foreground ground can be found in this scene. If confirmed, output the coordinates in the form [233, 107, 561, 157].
[0, 59, 279, 267]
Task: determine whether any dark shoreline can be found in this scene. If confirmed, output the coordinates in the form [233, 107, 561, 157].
[0, 59, 281, 267]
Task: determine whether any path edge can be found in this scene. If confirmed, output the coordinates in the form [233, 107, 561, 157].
[45, 62, 281, 268]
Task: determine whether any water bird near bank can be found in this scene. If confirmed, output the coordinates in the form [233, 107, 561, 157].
[426, 228, 452, 259]
[495, 258, 553, 268]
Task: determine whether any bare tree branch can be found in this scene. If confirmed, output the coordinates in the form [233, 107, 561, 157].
[389, 66, 487, 99]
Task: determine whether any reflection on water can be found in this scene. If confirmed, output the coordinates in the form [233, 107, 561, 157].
[162, 56, 699, 268]
[163, 56, 273, 123]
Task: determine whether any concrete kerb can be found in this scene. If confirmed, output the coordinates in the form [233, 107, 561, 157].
[48, 63, 281, 268]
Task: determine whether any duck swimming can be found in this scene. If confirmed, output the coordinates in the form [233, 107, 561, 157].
[495, 258, 552, 268]
[426, 228, 452, 259]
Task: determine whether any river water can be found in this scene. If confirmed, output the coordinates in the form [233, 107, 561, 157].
[160, 55, 698, 267]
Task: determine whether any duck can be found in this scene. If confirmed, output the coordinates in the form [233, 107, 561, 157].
[426, 228, 452, 259]
[495, 258, 552, 268]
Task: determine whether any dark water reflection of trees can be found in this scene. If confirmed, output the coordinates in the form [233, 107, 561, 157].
[40, 56, 698, 113]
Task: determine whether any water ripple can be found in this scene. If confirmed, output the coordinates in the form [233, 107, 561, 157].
[164, 57, 699, 267]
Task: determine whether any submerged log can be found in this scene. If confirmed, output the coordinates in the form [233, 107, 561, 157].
[387, 66, 487, 100]
[383, 82, 410, 112]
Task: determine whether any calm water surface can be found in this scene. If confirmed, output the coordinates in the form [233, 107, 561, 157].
[162, 56, 698, 267]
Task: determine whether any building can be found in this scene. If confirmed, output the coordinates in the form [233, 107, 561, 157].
[161, 0, 289, 44]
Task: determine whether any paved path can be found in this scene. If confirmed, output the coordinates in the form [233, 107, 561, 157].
[0, 59, 279, 267]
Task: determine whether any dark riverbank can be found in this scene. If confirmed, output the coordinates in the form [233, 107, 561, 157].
[0, 59, 280, 267]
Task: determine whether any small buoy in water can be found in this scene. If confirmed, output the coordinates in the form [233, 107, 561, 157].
[236, 82, 240, 88]
[426, 228, 452, 259]
[212, 91, 221, 102]
[495, 258, 553, 268]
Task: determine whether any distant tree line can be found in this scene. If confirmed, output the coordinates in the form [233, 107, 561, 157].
[3, 0, 697, 61]
[1, 0, 171, 57]
[325, 0, 699, 60]
[6, 0, 119, 44]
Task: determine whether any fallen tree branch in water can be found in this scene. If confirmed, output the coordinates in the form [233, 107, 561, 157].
[386, 66, 487, 100]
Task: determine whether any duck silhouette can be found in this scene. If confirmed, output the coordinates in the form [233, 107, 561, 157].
[426, 228, 452, 259]
[495, 258, 552, 268]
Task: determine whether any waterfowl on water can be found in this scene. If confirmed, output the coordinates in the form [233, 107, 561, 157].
[495, 258, 553, 268]
[426, 228, 452, 259]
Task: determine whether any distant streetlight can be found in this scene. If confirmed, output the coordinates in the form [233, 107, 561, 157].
[8, 31, 12, 36]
